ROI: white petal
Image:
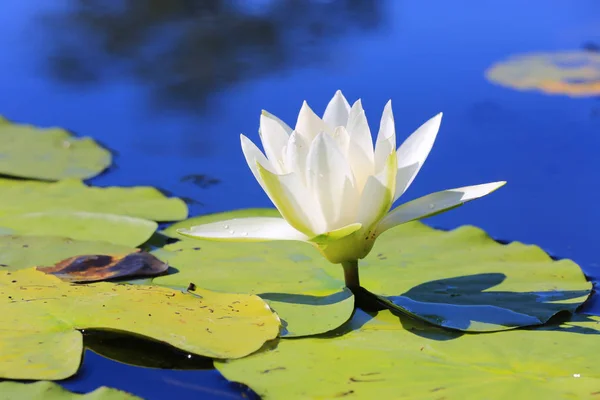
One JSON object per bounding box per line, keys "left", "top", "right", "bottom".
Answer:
{"left": 377, "top": 181, "right": 506, "bottom": 235}
{"left": 374, "top": 100, "right": 396, "bottom": 173}
{"left": 240, "top": 134, "right": 273, "bottom": 190}
{"left": 393, "top": 112, "right": 442, "bottom": 202}
{"left": 257, "top": 162, "right": 325, "bottom": 235}
{"left": 295, "top": 101, "right": 332, "bottom": 141}
{"left": 355, "top": 151, "right": 397, "bottom": 229}
{"left": 283, "top": 130, "right": 309, "bottom": 181}
{"left": 323, "top": 90, "right": 351, "bottom": 128}
{"left": 306, "top": 133, "right": 355, "bottom": 229}
{"left": 331, "top": 126, "right": 351, "bottom": 158}
{"left": 259, "top": 111, "right": 291, "bottom": 173}
{"left": 346, "top": 100, "right": 375, "bottom": 190}
{"left": 178, "top": 217, "right": 308, "bottom": 242}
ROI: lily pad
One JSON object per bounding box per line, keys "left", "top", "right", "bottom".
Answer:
{"left": 0, "top": 211, "right": 157, "bottom": 247}
{"left": 37, "top": 252, "right": 168, "bottom": 282}
{"left": 485, "top": 51, "right": 600, "bottom": 97}
{"left": 0, "top": 118, "right": 111, "bottom": 180}
{"left": 260, "top": 289, "right": 354, "bottom": 337}
{"left": 0, "top": 381, "right": 140, "bottom": 399}
{"left": 216, "top": 309, "right": 600, "bottom": 399}
{"left": 153, "top": 238, "right": 352, "bottom": 337}
{"left": 0, "top": 235, "right": 136, "bottom": 271}
{"left": 157, "top": 209, "right": 591, "bottom": 332}
{"left": 0, "top": 268, "right": 280, "bottom": 380}
{"left": 0, "top": 178, "right": 188, "bottom": 222}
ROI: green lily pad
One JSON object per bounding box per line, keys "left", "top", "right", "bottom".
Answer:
{"left": 153, "top": 238, "right": 352, "bottom": 337}
{"left": 157, "top": 209, "right": 591, "bottom": 332}
{"left": 217, "top": 309, "right": 600, "bottom": 399}
{"left": 0, "top": 117, "right": 111, "bottom": 181}
{"left": 0, "top": 211, "right": 157, "bottom": 247}
{"left": 0, "top": 268, "right": 280, "bottom": 380}
{"left": 0, "top": 235, "right": 136, "bottom": 271}
{"left": 0, "top": 178, "right": 188, "bottom": 222}
{"left": 0, "top": 381, "right": 140, "bottom": 399}
{"left": 260, "top": 289, "right": 354, "bottom": 337}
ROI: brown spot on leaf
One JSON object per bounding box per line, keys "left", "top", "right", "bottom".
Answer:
{"left": 37, "top": 251, "right": 169, "bottom": 282}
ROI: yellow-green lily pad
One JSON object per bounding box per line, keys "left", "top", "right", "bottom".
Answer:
{"left": 0, "top": 268, "right": 280, "bottom": 380}
{"left": 0, "top": 236, "right": 136, "bottom": 271}
{"left": 0, "top": 381, "right": 140, "bottom": 400}
{"left": 156, "top": 209, "right": 591, "bottom": 332}
{"left": 216, "top": 310, "right": 600, "bottom": 399}
{"left": 153, "top": 238, "right": 352, "bottom": 337}
{"left": 0, "top": 212, "right": 157, "bottom": 247}
{"left": 0, "top": 117, "right": 111, "bottom": 181}
{"left": 0, "top": 178, "right": 188, "bottom": 222}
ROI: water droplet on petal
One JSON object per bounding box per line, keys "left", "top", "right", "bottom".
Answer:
{"left": 429, "top": 204, "right": 435, "bottom": 210}
{"left": 223, "top": 224, "right": 229, "bottom": 229}
{"left": 242, "top": 232, "right": 248, "bottom": 236}
{"left": 229, "top": 230, "right": 235, "bottom": 234}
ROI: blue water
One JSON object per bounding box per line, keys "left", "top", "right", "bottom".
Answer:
{"left": 1, "top": 0, "right": 599, "bottom": 398}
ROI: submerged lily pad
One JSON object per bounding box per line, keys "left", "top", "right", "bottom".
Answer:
{"left": 486, "top": 51, "right": 600, "bottom": 97}
{"left": 37, "top": 252, "right": 168, "bottom": 282}
{"left": 0, "top": 381, "right": 140, "bottom": 399}
{"left": 0, "top": 118, "right": 111, "bottom": 180}
{"left": 0, "top": 235, "right": 136, "bottom": 271}
{"left": 0, "top": 268, "right": 280, "bottom": 380}
{"left": 0, "top": 211, "right": 157, "bottom": 247}
{"left": 0, "top": 178, "right": 188, "bottom": 222}
{"left": 217, "top": 309, "right": 600, "bottom": 399}
{"left": 157, "top": 209, "right": 591, "bottom": 332}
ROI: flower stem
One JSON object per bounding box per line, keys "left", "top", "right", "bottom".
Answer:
{"left": 342, "top": 260, "right": 360, "bottom": 290}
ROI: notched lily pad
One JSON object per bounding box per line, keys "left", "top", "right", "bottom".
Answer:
{"left": 0, "top": 178, "right": 188, "bottom": 222}
{"left": 0, "top": 211, "right": 158, "bottom": 247}
{"left": 0, "top": 235, "right": 136, "bottom": 271}
{"left": 152, "top": 238, "right": 349, "bottom": 337}
{"left": 0, "top": 117, "right": 111, "bottom": 180}
{"left": 261, "top": 289, "right": 355, "bottom": 337}
{"left": 0, "top": 268, "right": 280, "bottom": 380}
{"left": 37, "top": 251, "right": 168, "bottom": 282}
{"left": 216, "top": 309, "right": 600, "bottom": 399}
{"left": 0, "top": 381, "right": 141, "bottom": 399}
{"left": 360, "top": 224, "right": 591, "bottom": 331}
{"left": 158, "top": 209, "right": 591, "bottom": 333}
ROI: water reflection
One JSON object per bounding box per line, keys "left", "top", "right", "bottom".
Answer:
{"left": 40, "top": 0, "right": 385, "bottom": 112}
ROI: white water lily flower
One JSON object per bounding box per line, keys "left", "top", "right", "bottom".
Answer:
{"left": 179, "top": 91, "right": 505, "bottom": 275}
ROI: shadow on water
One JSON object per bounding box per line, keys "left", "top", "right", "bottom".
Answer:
{"left": 38, "top": 0, "right": 386, "bottom": 112}
{"left": 82, "top": 329, "right": 214, "bottom": 370}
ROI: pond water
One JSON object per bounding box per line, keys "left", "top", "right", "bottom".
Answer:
{"left": 0, "top": 0, "right": 599, "bottom": 398}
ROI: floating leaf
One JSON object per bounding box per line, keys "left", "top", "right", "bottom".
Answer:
{"left": 0, "top": 236, "right": 136, "bottom": 272}
{"left": 260, "top": 289, "right": 354, "bottom": 337}
{"left": 486, "top": 51, "right": 600, "bottom": 97}
{"left": 0, "top": 381, "right": 140, "bottom": 399}
{"left": 0, "top": 211, "right": 157, "bottom": 247}
{"left": 37, "top": 251, "right": 168, "bottom": 282}
{"left": 0, "top": 118, "right": 111, "bottom": 180}
{"left": 0, "top": 178, "right": 188, "bottom": 222}
{"left": 0, "top": 268, "right": 280, "bottom": 380}
{"left": 153, "top": 238, "right": 351, "bottom": 337}
{"left": 217, "top": 310, "right": 600, "bottom": 399}
{"left": 157, "top": 209, "right": 591, "bottom": 332}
